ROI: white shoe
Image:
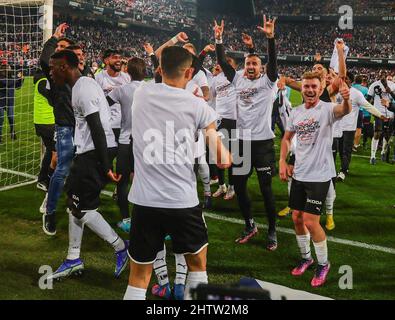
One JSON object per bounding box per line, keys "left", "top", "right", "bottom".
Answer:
{"left": 39, "top": 193, "right": 48, "bottom": 214}
{"left": 337, "top": 172, "right": 346, "bottom": 182}
{"left": 224, "top": 186, "right": 235, "bottom": 201}
{"left": 213, "top": 185, "right": 227, "bottom": 198}
{"left": 210, "top": 178, "right": 219, "bottom": 186}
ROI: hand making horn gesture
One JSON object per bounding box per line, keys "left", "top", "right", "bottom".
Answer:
{"left": 257, "top": 15, "right": 276, "bottom": 39}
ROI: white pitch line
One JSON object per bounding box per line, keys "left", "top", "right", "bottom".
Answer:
{"left": 101, "top": 190, "right": 395, "bottom": 255}
{"left": 203, "top": 212, "right": 395, "bottom": 255}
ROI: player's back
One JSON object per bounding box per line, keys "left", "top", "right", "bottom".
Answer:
{"left": 130, "top": 82, "right": 217, "bottom": 209}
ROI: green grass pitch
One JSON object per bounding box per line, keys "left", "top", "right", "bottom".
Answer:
{"left": 0, "top": 78, "right": 394, "bottom": 300}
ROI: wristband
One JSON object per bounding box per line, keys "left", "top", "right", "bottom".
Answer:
{"left": 171, "top": 36, "right": 178, "bottom": 45}
{"left": 215, "top": 38, "right": 223, "bottom": 45}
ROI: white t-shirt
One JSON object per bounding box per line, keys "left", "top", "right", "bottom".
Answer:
{"left": 186, "top": 70, "right": 208, "bottom": 96}
{"left": 129, "top": 82, "right": 218, "bottom": 209}
{"left": 108, "top": 81, "right": 142, "bottom": 145}
{"left": 339, "top": 87, "right": 371, "bottom": 132}
{"left": 277, "top": 89, "right": 292, "bottom": 130}
{"left": 368, "top": 80, "right": 395, "bottom": 119}
{"left": 72, "top": 77, "right": 116, "bottom": 155}
{"left": 287, "top": 100, "right": 339, "bottom": 182}
{"left": 211, "top": 72, "right": 237, "bottom": 120}
{"left": 95, "top": 70, "right": 131, "bottom": 129}
{"left": 232, "top": 72, "right": 277, "bottom": 140}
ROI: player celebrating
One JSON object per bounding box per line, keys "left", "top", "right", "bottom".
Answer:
{"left": 215, "top": 16, "right": 279, "bottom": 250}
{"left": 280, "top": 72, "right": 352, "bottom": 287}
{"left": 367, "top": 70, "right": 395, "bottom": 165}
{"left": 123, "top": 46, "right": 231, "bottom": 300}
{"left": 106, "top": 57, "right": 146, "bottom": 233}
{"left": 47, "top": 50, "right": 128, "bottom": 280}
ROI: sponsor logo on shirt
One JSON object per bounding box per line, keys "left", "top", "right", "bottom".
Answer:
{"left": 239, "top": 88, "right": 258, "bottom": 104}
{"left": 295, "top": 118, "right": 321, "bottom": 143}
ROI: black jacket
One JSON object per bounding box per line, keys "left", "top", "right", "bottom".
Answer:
{"left": 40, "top": 37, "right": 94, "bottom": 127}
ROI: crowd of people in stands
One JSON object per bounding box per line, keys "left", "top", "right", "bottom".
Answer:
{"left": 199, "top": 16, "right": 395, "bottom": 58}
{"left": 254, "top": 0, "right": 395, "bottom": 16}
{"left": 77, "top": 0, "right": 195, "bottom": 24}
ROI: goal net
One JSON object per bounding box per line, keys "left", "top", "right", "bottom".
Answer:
{"left": 0, "top": 0, "right": 52, "bottom": 191}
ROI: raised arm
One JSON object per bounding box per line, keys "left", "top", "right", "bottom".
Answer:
{"left": 257, "top": 15, "right": 278, "bottom": 82}
{"left": 198, "top": 44, "right": 215, "bottom": 66}
{"left": 333, "top": 81, "right": 352, "bottom": 118}
{"left": 214, "top": 20, "right": 236, "bottom": 83}
{"left": 40, "top": 23, "right": 68, "bottom": 78}
{"left": 155, "top": 32, "right": 189, "bottom": 59}
{"left": 242, "top": 33, "right": 255, "bottom": 54}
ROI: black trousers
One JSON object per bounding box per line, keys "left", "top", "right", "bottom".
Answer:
{"left": 339, "top": 131, "right": 356, "bottom": 174}
{"left": 116, "top": 143, "right": 134, "bottom": 219}
{"left": 233, "top": 139, "right": 276, "bottom": 234}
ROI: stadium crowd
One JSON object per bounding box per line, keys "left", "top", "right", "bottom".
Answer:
{"left": 254, "top": 0, "right": 395, "bottom": 16}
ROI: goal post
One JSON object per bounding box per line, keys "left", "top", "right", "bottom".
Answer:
{"left": 0, "top": 0, "right": 53, "bottom": 191}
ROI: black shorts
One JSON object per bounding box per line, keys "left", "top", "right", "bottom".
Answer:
{"left": 357, "top": 110, "right": 363, "bottom": 129}
{"left": 35, "top": 124, "right": 55, "bottom": 152}
{"left": 129, "top": 205, "right": 208, "bottom": 264}
{"left": 289, "top": 179, "right": 331, "bottom": 216}
{"left": 65, "top": 148, "right": 116, "bottom": 211}
{"left": 233, "top": 139, "right": 276, "bottom": 177}
{"left": 375, "top": 118, "right": 394, "bottom": 134}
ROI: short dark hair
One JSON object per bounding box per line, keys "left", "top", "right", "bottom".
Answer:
{"left": 246, "top": 53, "right": 261, "bottom": 60}
{"left": 50, "top": 50, "right": 79, "bottom": 68}
{"left": 355, "top": 75, "right": 364, "bottom": 84}
{"left": 347, "top": 71, "right": 355, "bottom": 83}
{"left": 67, "top": 45, "right": 83, "bottom": 51}
{"left": 161, "top": 46, "right": 193, "bottom": 79}
{"left": 127, "top": 57, "right": 146, "bottom": 81}
{"left": 57, "top": 37, "right": 75, "bottom": 46}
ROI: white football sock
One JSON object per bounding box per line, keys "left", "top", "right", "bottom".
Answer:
{"left": 313, "top": 239, "right": 329, "bottom": 266}
{"left": 296, "top": 234, "right": 312, "bottom": 260}
{"left": 123, "top": 286, "right": 146, "bottom": 300}
{"left": 175, "top": 254, "right": 188, "bottom": 285}
{"left": 198, "top": 162, "right": 211, "bottom": 194}
{"left": 67, "top": 212, "right": 84, "bottom": 261}
{"left": 153, "top": 246, "right": 169, "bottom": 287}
{"left": 185, "top": 271, "right": 208, "bottom": 300}
{"left": 287, "top": 178, "right": 292, "bottom": 196}
{"left": 382, "top": 138, "right": 388, "bottom": 155}
{"left": 325, "top": 181, "right": 336, "bottom": 215}
{"left": 371, "top": 138, "right": 379, "bottom": 159}
{"left": 80, "top": 210, "right": 125, "bottom": 252}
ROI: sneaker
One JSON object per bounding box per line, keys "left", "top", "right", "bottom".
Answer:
{"left": 48, "top": 259, "right": 84, "bottom": 281}
{"left": 337, "top": 172, "right": 346, "bottom": 182}
{"left": 114, "top": 240, "right": 129, "bottom": 278}
{"left": 291, "top": 258, "right": 315, "bottom": 276}
{"left": 326, "top": 215, "right": 335, "bottom": 231}
{"left": 278, "top": 206, "right": 291, "bottom": 217}
{"left": 151, "top": 283, "right": 172, "bottom": 300}
{"left": 235, "top": 226, "right": 258, "bottom": 244}
{"left": 42, "top": 213, "right": 56, "bottom": 236}
{"left": 224, "top": 186, "right": 235, "bottom": 201}
{"left": 165, "top": 235, "right": 172, "bottom": 241}
{"left": 311, "top": 263, "right": 331, "bottom": 287}
{"left": 37, "top": 181, "right": 48, "bottom": 192}
{"left": 39, "top": 193, "right": 48, "bottom": 214}
{"left": 266, "top": 232, "right": 278, "bottom": 251}
{"left": 210, "top": 177, "right": 219, "bottom": 186}
{"left": 203, "top": 194, "right": 212, "bottom": 210}
{"left": 174, "top": 283, "right": 185, "bottom": 300}
{"left": 213, "top": 185, "right": 227, "bottom": 198}
{"left": 370, "top": 158, "right": 377, "bottom": 165}
{"left": 117, "top": 219, "right": 131, "bottom": 233}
